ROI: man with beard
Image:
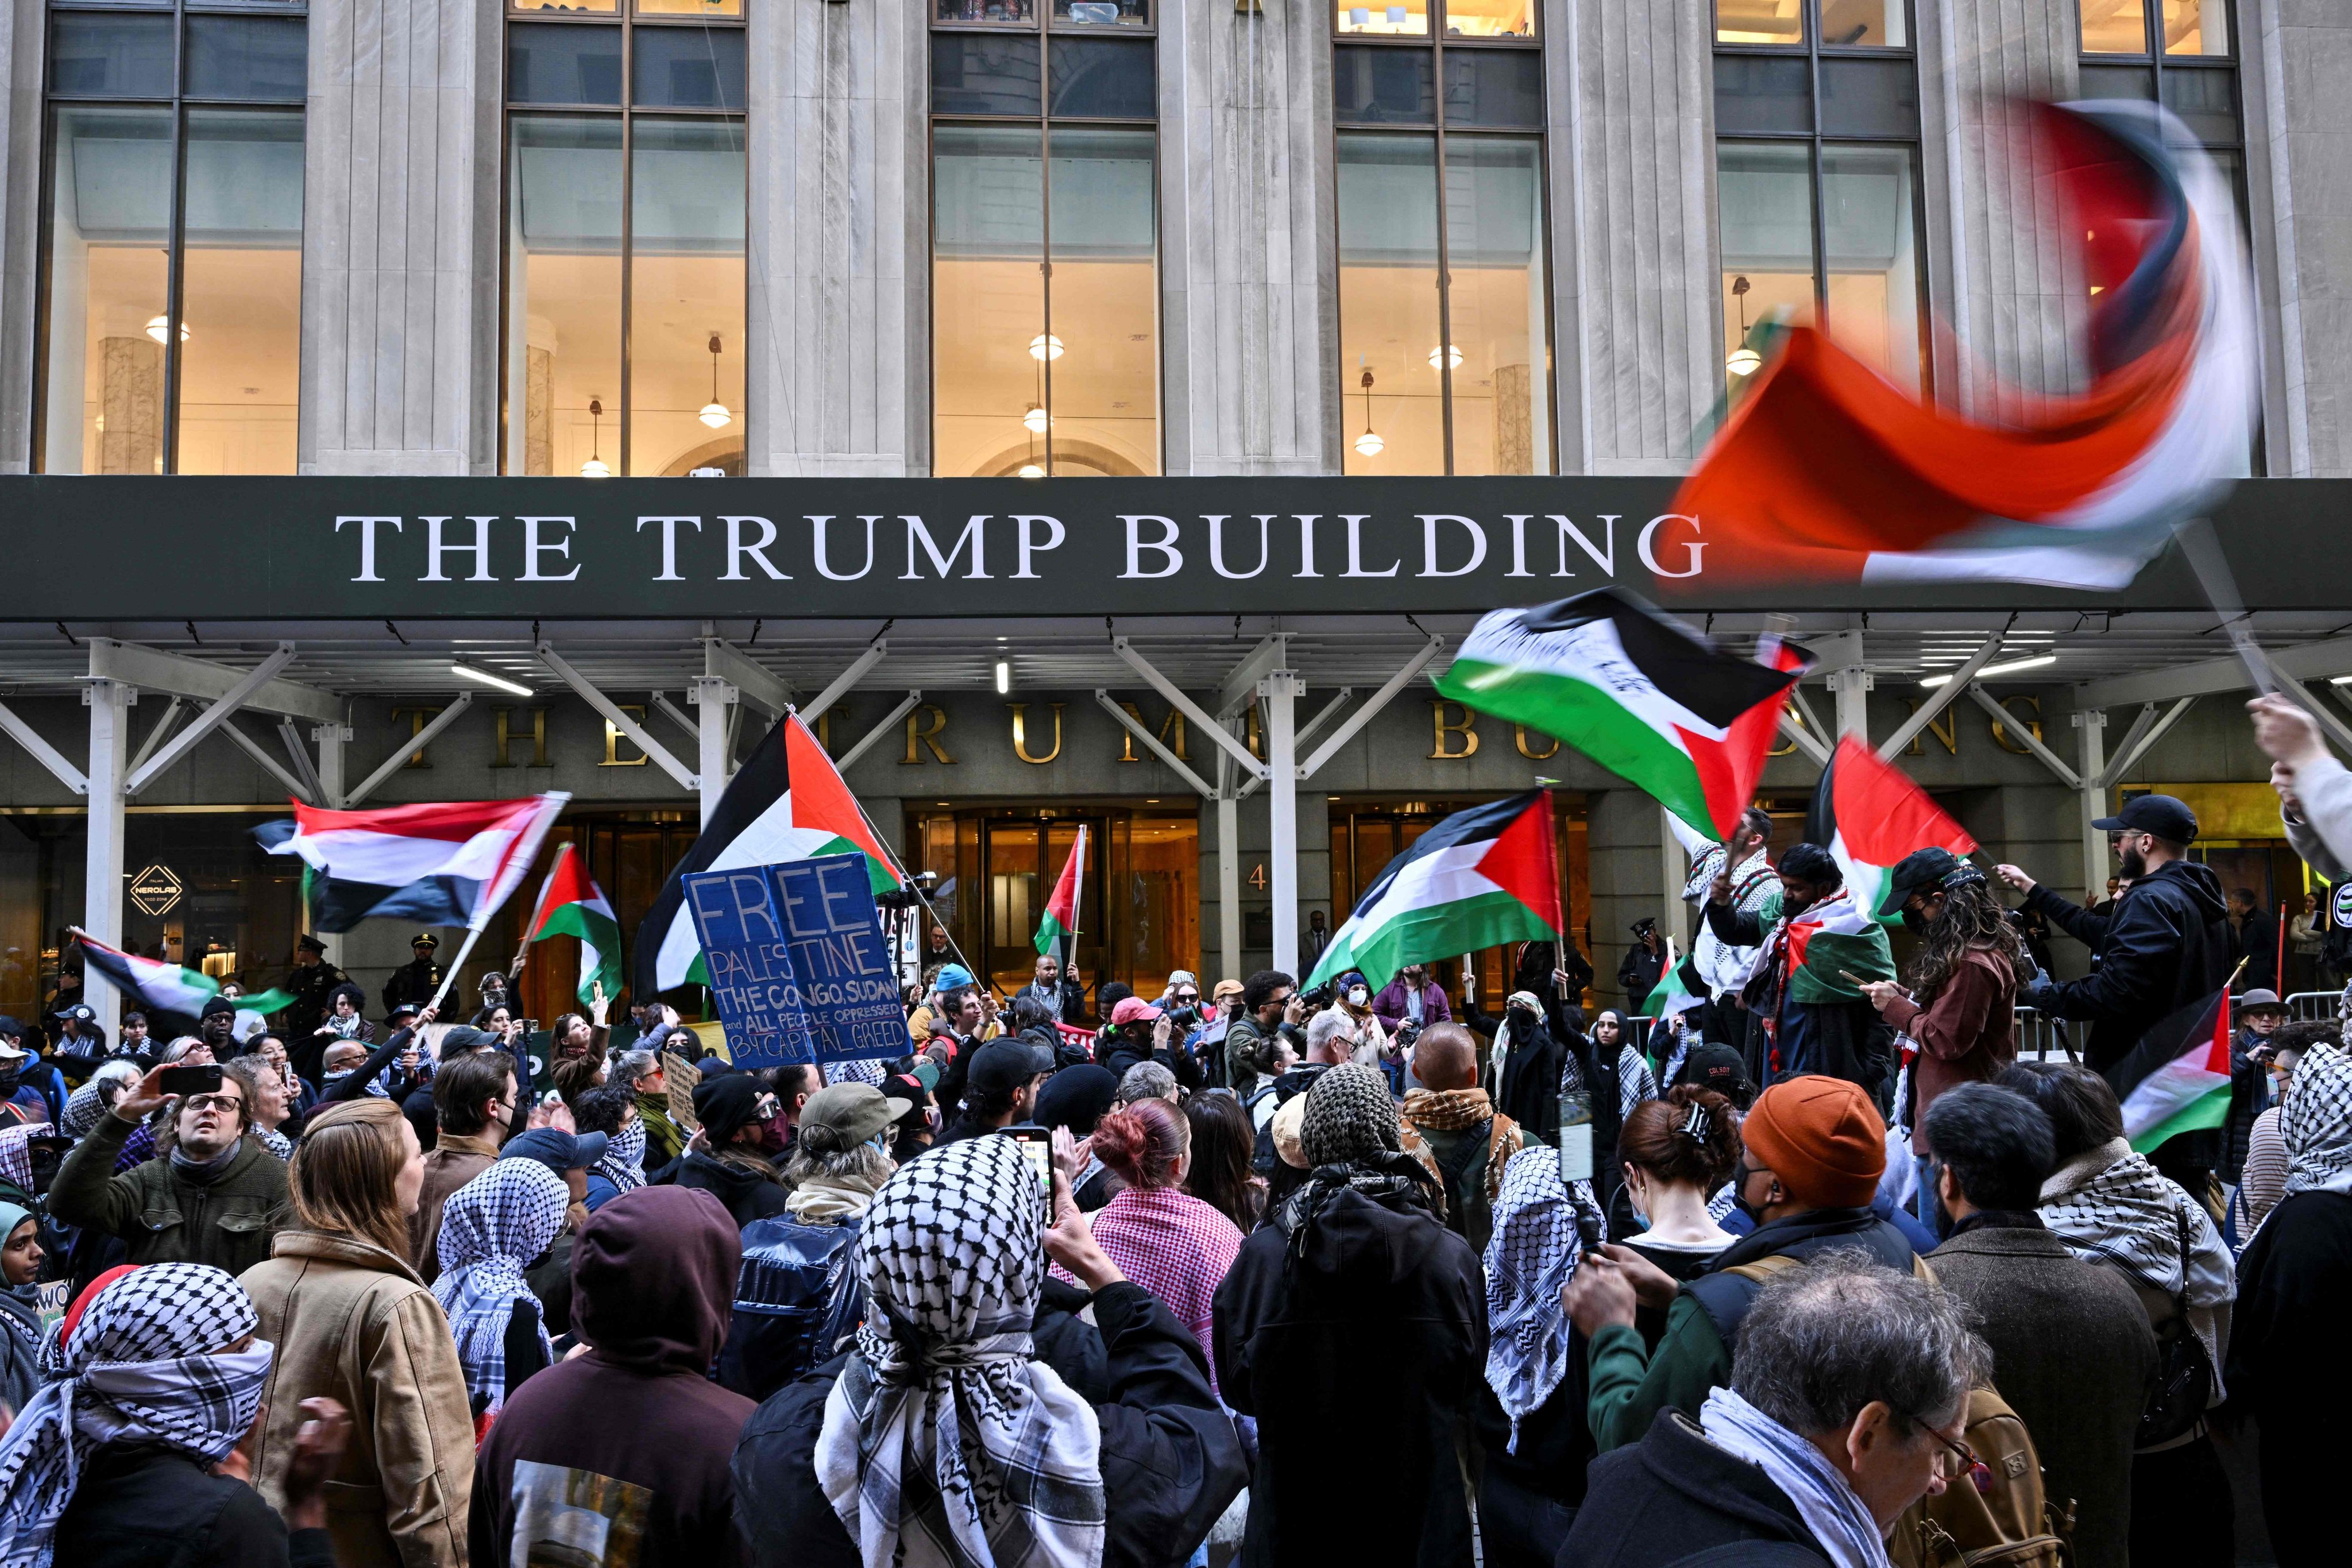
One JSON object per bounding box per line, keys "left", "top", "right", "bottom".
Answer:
{"left": 2019, "top": 793, "right": 2233, "bottom": 1195}
{"left": 1704, "top": 841, "right": 1897, "bottom": 1102}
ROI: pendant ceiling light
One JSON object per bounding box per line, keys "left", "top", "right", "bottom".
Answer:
{"left": 145, "top": 315, "right": 189, "bottom": 344}
{"left": 1726, "top": 275, "right": 1762, "bottom": 377}
{"left": 580, "top": 397, "right": 611, "bottom": 478}
{"left": 1353, "top": 368, "right": 1385, "bottom": 458}
{"left": 1029, "top": 333, "right": 1065, "bottom": 362}
{"left": 699, "top": 334, "right": 732, "bottom": 428}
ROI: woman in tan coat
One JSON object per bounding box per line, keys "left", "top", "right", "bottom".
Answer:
{"left": 240, "top": 1096, "right": 474, "bottom": 1568}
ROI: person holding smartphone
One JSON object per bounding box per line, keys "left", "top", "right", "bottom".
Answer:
{"left": 48, "top": 1060, "right": 292, "bottom": 1276}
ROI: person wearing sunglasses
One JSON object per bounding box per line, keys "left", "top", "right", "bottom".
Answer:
{"left": 671, "top": 1072, "right": 792, "bottom": 1230}
{"left": 1562, "top": 1250, "right": 1990, "bottom": 1568}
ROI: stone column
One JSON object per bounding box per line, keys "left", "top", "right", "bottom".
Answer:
{"left": 1546, "top": 0, "right": 1721, "bottom": 474}
{"left": 744, "top": 0, "right": 926, "bottom": 477}
{"left": 1161, "top": 0, "right": 1339, "bottom": 475}
{"left": 0, "top": 0, "right": 43, "bottom": 472}
{"left": 299, "top": 0, "right": 501, "bottom": 475}
{"left": 2248, "top": 0, "right": 2352, "bottom": 476}
{"left": 1920, "top": 0, "right": 2082, "bottom": 418}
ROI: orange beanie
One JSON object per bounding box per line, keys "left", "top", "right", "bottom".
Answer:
{"left": 1739, "top": 1075, "right": 1886, "bottom": 1210}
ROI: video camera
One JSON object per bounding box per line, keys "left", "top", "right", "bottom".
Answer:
{"left": 875, "top": 871, "right": 940, "bottom": 911}
{"left": 1297, "top": 980, "right": 1336, "bottom": 1010}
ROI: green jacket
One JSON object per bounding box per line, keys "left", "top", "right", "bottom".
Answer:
{"left": 51, "top": 1111, "right": 291, "bottom": 1277}
{"left": 1584, "top": 1297, "right": 1733, "bottom": 1454}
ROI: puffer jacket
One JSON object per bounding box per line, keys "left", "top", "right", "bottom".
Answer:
{"left": 239, "top": 1231, "right": 475, "bottom": 1568}
{"left": 49, "top": 1114, "right": 289, "bottom": 1277}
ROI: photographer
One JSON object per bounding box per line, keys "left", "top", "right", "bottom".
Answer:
{"left": 1371, "top": 962, "right": 1451, "bottom": 1038}
{"left": 1225, "top": 971, "right": 1309, "bottom": 1102}
{"left": 1099, "top": 998, "right": 1203, "bottom": 1093}
{"left": 1617, "top": 918, "right": 1669, "bottom": 1007}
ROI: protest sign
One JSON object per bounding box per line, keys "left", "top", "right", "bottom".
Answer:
{"left": 683, "top": 852, "right": 910, "bottom": 1065}
{"left": 664, "top": 1051, "right": 702, "bottom": 1133}
{"left": 771, "top": 852, "right": 910, "bottom": 1063}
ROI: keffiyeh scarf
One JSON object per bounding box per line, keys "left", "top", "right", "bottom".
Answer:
{"left": 595, "top": 1117, "right": 647, "bottom": 1195}
{"left": 1701, "top": 1388, "right": 1891, "bottom": 1568}
{"left": 1483, "top": 1147, "right": 1596, "bottom": 1452}
{"left": 1278, "top": 1064, "right": 1440, "bottom": 1261}
{"left": 59, "top": 1084, "right": 108, "bottom": 1142}
{"left": 816, "top": 1135, "right": 1105, "bottom": 1568}
{"left": 2041, "top": 1137, "right": 2235, "bottom": 1385}
{"left": 0, "top": 1128, "right": 48, "bottom": 1196}
{"left": 2280, "top": 1041, "right": 2352, "bottom": 1197}
{"left": 431, "top": 1161, "right": 569, "bottom": 1420}
{"left": 0, "top": 1262, "right": 270, "bottom": 1568}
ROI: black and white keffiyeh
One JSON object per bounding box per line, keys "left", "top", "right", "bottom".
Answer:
{"left": 816, "top": 1133, "right": 1104, "bottom": 1568}
{"left": 1482, "top": 1146, "right": 1597, "bottom": 1453}
{"left": 0, "top": 1129, "right": 47, "bottom": 1197}
{"left": 59, "top": 1084, "right": 108, "bottom": 1143}
{"left": 2041, "top": 1137, "right": 2234, "bottom": 1387}
{"left": 595, "top": 1117, "right": 647, "bottom": 1195}
{"left": 0, "top": 1263, "right": 268, "bottom": 1568}
{"left": 2280, "top": 1041, "right": 2352, "bottom": 1197}
{"left": 432, "top": 1160, "right": 569, "bottom": 1419}
{"left": 1300, "top": 1063, "right": 1401, "bottom": 1167}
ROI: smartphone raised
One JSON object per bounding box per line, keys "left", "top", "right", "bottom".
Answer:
{"left": 1558, "top": 1089, "right": 1594, "bottom": 1185}
{"left": 1002, "top": 1124, "right": 1055, "bottom": 1196}
{"left": 159, "top": 1064, "right": 224, "bottom": 1098}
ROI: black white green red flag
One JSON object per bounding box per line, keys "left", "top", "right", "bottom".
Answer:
{"left": 1306, "top": 790, "right": 1559, "bottom": 991}
{"left": 1805, "top": 737, "right": 1978, "bottom": 925}
{"left": 1643, "top": 941, "right": 1708, "bottom": 1020}
{"left": 1433, "top": 590, "right": 1809, "bottom": 840}
{"left": 1035, "top": 825, "right": 1087, "bottom": 959}
{"left": 638, "top": 712, "right": 900, "bottom": 998}
{"left": 521, "top": 843, "right": 624, "bottom": 1007}
{"left": 2106, "top": 986, "right": 2233, "bottom": 1154}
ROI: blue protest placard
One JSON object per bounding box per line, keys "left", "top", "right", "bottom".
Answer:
{"left": 682, "top": 865, "right": 818, "bottom": 1067}
{"left": 771, "top": 852, "right": 910, "bottom": 1062}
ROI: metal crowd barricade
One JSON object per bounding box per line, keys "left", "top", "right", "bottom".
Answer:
{"left": 2011, "top": 1007, "right": 2079, "bottom": 1063}
{"left": 2284, "top": 991, "right": 2344, "bottom": 1022}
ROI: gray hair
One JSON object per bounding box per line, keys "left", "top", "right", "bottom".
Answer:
{"left": 1732, "top": 1250, "right": 1988, "bottom": 1437}
{"left": 1116, "top": 1061, "right": 1177, "bottom": 1105}
{"left": 92, "top": 1059, "right": 143, "bottom": 1090}
{"left": 1305, "top": 1008, "right": 1353, "bottom": 1061}
{"left": 611, "top": 1048, "right": 660, "bottom": 1090}
{"left": 161, "top": 1036, "right": 204, "bottom": 1064}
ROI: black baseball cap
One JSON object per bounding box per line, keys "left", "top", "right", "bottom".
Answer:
{"left": 2091, "top": 793, "right": 2198, "bottom": 844}
{"left": 1679, "top": 1041, "right": 1754, "bottom": 1107}
{"left": 1876, "top": 846, "right": 1975, "bottom": 921}
{"left": 967, "top": 1038, "right": 1054, "bottom": 1099}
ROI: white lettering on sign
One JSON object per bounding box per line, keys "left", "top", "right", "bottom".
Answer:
{"left": 335, "top": 516, "right": 403, "bottom": 582}
{"left": 902, "top": 515, "right": 991, "bottom": 580}
{"left": 1638, "top": 513, "right": 1706, "bottom": 578}
{"left": 516, "top": 516, "right": 581, "bottom": 581}
{"left": 720, "top": 515, "right": 791, "bottom": 581}
{"left": 809, "top": 515, "right": 879, "bottom": 581}
{"left": 1503, "top": 514, "right": 1534, "bottom": 578}
{"left": 637, "top": 516, "right": 702, "bottom": 581}
{"left": 1340, "top": 515, "right": 1399, "bottom": 578}
{"left": 1555, "top": 515, "right": 1616, "bottom": 577}
{"left": 1120, "top": 515, "right": 1183, "bottom": 578}
{"left": 1207, "top": 515, "right": 1271, "bottom": 580}
{"left": 420, "top": 516, "right": 499, "bottom": 582}
{"left": 1419, "top": 515, "right": 1486, "bottom": 578}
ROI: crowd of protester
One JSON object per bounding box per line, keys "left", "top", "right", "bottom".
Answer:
{"left": 0, "top": 690, "right": 2342, "bottom": 1565}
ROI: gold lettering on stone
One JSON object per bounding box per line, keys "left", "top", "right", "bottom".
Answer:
{"left": 903, "top": 705, "right": 954, "bottom": 766}
{"left": 1117, "top": 702, "right": 1189, "bottom": 763}
{"left": 492, "top": 706, "right": 550, "bottom": 768}
{"left": 1514, "top": 724, "right": 1560, "bottom": 760}
{"left": 1431, "top": 701, "right": 1480, "bottom": 760}
{"left": 1009, "top": 703, "right": 1065, "bottom": 766}
{"left": 1990, "top": 696, "right": 2044, "bottom": 756}
{"left": 602, "top": 705, "right": 648, "bottom": 767}
{"left": 388, "top": 706, "right": 445, "bottom": 768}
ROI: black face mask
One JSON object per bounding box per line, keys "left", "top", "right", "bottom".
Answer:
{"left": 1728, "top": 1159, "right": 1765, "bottom": 1225}
{"left": 1901, "top": 906, "right": 1930, "bottom": 934}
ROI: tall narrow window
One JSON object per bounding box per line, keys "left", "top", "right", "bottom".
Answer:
{"left": 1713, "top": 0, "right": 1925, "bottom": 395}
{"left": 930, "top": 0, "right": 1160, "bottom": 478}
{"left": 1334, "top": 0, "right": 1549, "bottom": 476}
{"left": 503, "top": 0, "right": 746, "bottom": 476}
{"left": 39, "top": 1, "right": 307, "bottom": 474}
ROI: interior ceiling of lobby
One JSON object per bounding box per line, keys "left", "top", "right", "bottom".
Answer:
{"left": 0, "top": 611, "right": 2347, "bottom": 704}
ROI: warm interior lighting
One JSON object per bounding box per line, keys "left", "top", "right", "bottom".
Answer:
{"left": 1727, "top": 347, "right": 1762, "bottom": 376}
{"left": 453, "top": 663, "right": 535, "bottom": 697}
{"left": 1029, "top": 334, "right": 1065, "bottom": 362}
{"left": 145, "top": 314, "right": 189, "bottom": 344}
{"left": 1024, "top": 404, "right": 1049, "bottom": 433}
{"left": 1018, "top": 462, "right": 1045, "bottom": 478}
{"left": 1354, "top": 366, "right": 1384, "bottom": 458}
{"left": 698, "top": 333, "right": 732, "bottom": 428}
{"left": 1920, "top": 654, "right": 2057, "bottom": 689}
{"left": 1427, "top": 343, "right": 1462, "bottom": 369}
{"left": 581, "top": 397, "right": 611, "bottom": 478}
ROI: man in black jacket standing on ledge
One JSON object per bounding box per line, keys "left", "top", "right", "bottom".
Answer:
{"left": 2018, "top": 793, "right": 2233, "bottom": 1195}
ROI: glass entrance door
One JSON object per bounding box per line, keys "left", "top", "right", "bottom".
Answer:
{"left": 980, "top": 816, "right": 1103, "bottom": 997}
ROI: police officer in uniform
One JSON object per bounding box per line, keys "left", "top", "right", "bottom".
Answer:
{"left": 382, "top": 933, "right": 445, "bottom": 1015}
{"left": 285, "top": 933, "right": 351, "bottom": 1037}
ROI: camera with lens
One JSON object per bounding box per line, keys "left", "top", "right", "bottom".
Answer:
{"left": 1166, "top": 1004, "right": 1202, "bottom": 1028}
{"left": 1297, "top": 980, "right": 1335, "bottom": 1010}
{"left": 1395, "top": 1021, "right": 1421, "bottom": 1049}
{"left": 875, "top": 871, "right": 940, "bottom": 910}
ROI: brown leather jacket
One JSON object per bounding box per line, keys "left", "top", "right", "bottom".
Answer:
{"left": 240, "top": 1231, "right": 474, "bottom": 1568}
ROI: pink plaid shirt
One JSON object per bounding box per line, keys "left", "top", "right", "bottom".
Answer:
{"left": 1056, "top": 1185, "right": 1244, "bottom": 1392}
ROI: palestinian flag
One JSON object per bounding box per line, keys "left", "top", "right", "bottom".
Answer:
{"left": 1754, "top": 887, "right": 1897, "bottom": 1005}
{"left": 1434, "top": 590, "right": 1808, "bottom": 840}
{"left": 639, "top": 711, "right": 901, "bottom": 998}
{"left": 255, "top": 794, "right": 570, "bottom": 934}
{"left": 1643, "top": 941, "right": 1708, "bottom": 1020}
{"left": 1805, "top": 737, "right": 1978, "bottom": 925}
{"left": 522, "top": 844, "right": 624, "bottom": 1007}
{"left": 2107, "top": 987, "right": 2233, "bottom": 1154}
{"left": 1308, "top": 790, "right": 1560, "bottom": 990}
{"left": 1035, "top": 825, "right": 1087, "bottom": 958}
{"left": 72, "top": 928, "right": 295, "bottom": 1037}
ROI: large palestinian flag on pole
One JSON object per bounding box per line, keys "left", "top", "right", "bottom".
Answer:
{"left": 522, "top": 844, "right": 624, "bottom": 1006}
{"left": 1434, "top": 590, "right": 1809, "bottom": 840}
{"left": 1805, "top": 737, "right": 1978, "bottom": 925}
{"left": 255, "top": 794, "right": 570, "bottom": 934}
{"left": 72, "top": 929, "right": 294, "bottom": 1036}
{"left": 1035, "top": 825, "right": 1087, "bottom": 959}
{"left": 638, "top": 711, "right": 901, "bottom": 998}
{"left": 1643, "top": 941, "right": 1708, "bottom": 1020}
{"left": 1307, "top": 790, "right": 1559, "bottom": 991}
{"left": 2107, "top": 986, "right": 2233, "bottom": 1154}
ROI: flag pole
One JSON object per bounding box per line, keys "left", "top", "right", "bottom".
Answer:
{"left": 423, "top": 925, "right": 488, "bottom": 1015}
{"left": 508, "top": 843, "right": 567, "bottom": 981}
{"left": 1066, "top": 824, "right": 1087, "bottom": 981}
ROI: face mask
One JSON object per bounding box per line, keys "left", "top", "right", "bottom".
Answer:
{"left": 1901, "top": 906, "right": 1929, "bottom": 934}
{"left": 608, "top": 1118, "right": 647, "bottom": 1172}
{"left": 1728, "top": 1161, "right": 1765, "bottom": 1226}
{"left": 1347, "top": 987, "right": 1369, "bottom": 1007}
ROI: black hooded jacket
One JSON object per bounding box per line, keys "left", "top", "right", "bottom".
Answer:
{"left": 1214, "top": 1181, "right": 1488, "bottom": 1568}
{"left": 731, "top": 1277, "right": 1245, "bottom": 1568}
{"left": 1557, "top": 1410, "right": 1828, "bottom": 1568}
{"left": 470, "top": 1185, "right": 756, "bottom": 1567}
{"left": 2034, "top": 858, "right": 2232, "bottom": 1072}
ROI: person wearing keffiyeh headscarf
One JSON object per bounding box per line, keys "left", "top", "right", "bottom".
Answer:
{"left": 1214, "top": 1063, "right": 1487, "bottom": 1568}
{"left": 0, "top": 1263, "right": 272, "bottom": 1568}
{"left": 432, "top": 1160, "right": 569, "bottom": 1426}
{"left": 730, "top": 1133, "right": 1246, "bottom": 1568}
{"left": 2227, "top": 1038, "right": 2352, "bottom": 1562}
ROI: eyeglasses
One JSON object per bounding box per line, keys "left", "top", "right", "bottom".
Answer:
{"left": 1905, "top": 1412, "right": 1991, "bottom": 1493}
{"left": 181, "top": 1093, "right": 242, "bottom": 1115}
